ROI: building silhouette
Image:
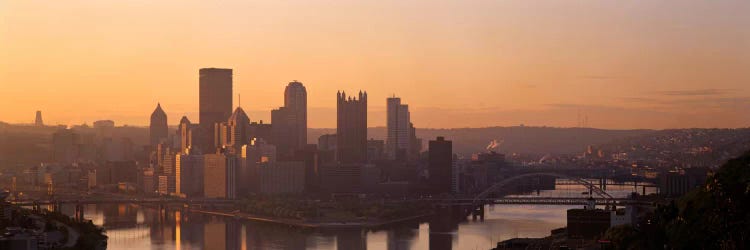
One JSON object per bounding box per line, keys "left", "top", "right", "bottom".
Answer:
{"left": 199, "top": 68, "right": 233, "bottom": 153}
{"left": 336, "top": 91, "right": 367, "bottom": 164}
{"left": 228, "top": 107, "right": 251, "bottom": 150}
{"left": 271, "top": 81, "right": 307, "bottom": 159}
{"left": 203, "top": 153, "right": 237, "bottom": 199}
{"left": 284, "top": 81, "right": 307, "bottom": 150}
{"left": 429, "top": 136, "right": 453, "bottom": 193}
{"left": 150, "top": 103, "right": 168, "bottom": 146}
{"left": 386, "top": 96, "right": 411, "bottom": 161}
{"left": 177, "top": 116, "right": 194, "bottom": 154}
{"left": 34, "top": 110, "right": 43, "bottom": 126}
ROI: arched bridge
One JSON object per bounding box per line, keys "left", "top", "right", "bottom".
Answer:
{"left": 472, "top": 172, "right": 614, "bottom": 206}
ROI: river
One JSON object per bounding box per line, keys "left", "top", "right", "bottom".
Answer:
{"left": 55, "top": 180, "right": 655, "bottom": 250}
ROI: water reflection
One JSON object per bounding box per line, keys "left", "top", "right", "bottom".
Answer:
{"left": 56, "top": 180, "right": 650, "bottom": 250}
{"left": 55, "top": 203, "right": 574, "bottom": 250}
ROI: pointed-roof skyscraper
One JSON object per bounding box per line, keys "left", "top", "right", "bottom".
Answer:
{"left": 150, "top": 103, "right": 168, "bottom": 146}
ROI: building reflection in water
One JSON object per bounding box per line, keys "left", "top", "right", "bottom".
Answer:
{"left": 59, "top": 202, "right": 579, "bottom": 250}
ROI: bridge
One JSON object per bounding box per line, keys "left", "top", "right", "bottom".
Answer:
{"left": 446, "top": 172, "right": 639, "bottom": 220}
{"left": 10, "top": 197, "right": 238, "bottom": 206}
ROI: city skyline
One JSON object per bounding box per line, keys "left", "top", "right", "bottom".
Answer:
{"left": 2, "top": 1, "right": 750, "bottom": 129}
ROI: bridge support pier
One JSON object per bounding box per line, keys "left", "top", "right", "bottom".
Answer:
{"left": 471, "top": 204, "right": 485, "bottom": 221}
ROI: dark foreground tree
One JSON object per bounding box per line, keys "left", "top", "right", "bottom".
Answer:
{"left": 606, "top": 151, "right": 750, "bottom": 249}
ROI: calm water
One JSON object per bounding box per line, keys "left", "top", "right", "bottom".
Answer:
{"left": 56, "top": 180, "right": 654, "bottom": 250}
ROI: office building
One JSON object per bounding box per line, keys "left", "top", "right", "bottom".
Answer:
{"left": 271, "top": 106, "right": 293, "bottom": 158}
{"left": 320, "top": 164, "right": 364, "bottom": 193}
{"left": 270, "top": 81, "right": 307, "bottom": 159}
{"left": 367, "top": 139, "right": 384, "bottom": 162}
{"left": 216, "top": 107, "right": 251, "bottom": 154}
{"left": 141, "top": 167, "right": 155, "bottom": 194}
{"left": 157, "top": 175, "right": 169, "bottom": 195}
{"left": 177, "top": 116, "right": 195, "bottom": 154}
{"left": 150, "top": 103, "right": 168, "bottom": 146}
{"left": 567, "top": 199, "right": 634, "bottom": 239}
{"left": 239, "top": 139, "right": 277, "bottom": 195}
{"left": 284, "top": 81, "right": 307, "bottom": 150}
{"left": 176, "top": 154, "right": 204, "bottom": 197}
{"left": 52, "top": 129, "right": 79, "bottom": 163}
{"left": 429, "top": 136, "right": 453, "bottom": 193}
{"left": 318, "top": 134, "right": 337, "bottom": 152}
{"left": 203, "top": 153, "right": 237, "bottom": 199}
{"left": 293, "top": 145, "right": 321, "bottom": 192}
{"left": 386, "top": 96, "right": 411, "bottom": 161}
{"left": 249, "top": 121, "right": 272, "bottom": 143}
{"left": 199, "top": 68, "right": 233, "bottom": 153}
{"left": 337, "top": 91, "right": 367, "bottom": 164}
{"left": 258, "top": 161, "right": 305, "bottom": 194}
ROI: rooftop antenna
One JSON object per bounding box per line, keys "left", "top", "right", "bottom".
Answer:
{"left": 238, "top": 94, "right": 241, "bottom": 108}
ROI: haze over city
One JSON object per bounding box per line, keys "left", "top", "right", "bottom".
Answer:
{"left": 2, "top": 1, "right": 749, "bottom": 129}
{"left": 3, "top": 1, "right": 750, "bottom": 250}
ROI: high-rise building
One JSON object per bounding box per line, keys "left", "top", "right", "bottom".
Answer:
{"left": 337, "top": 91, "right": 367, "bottom": 164}
{"left": 176, "top": 154, "right": 204, "bottom": 197}
{"left": 150, "top": 103, "right": 168, "bottom": 146}
{"left": 238, "top": 139, "right": 277, "bottom": 195}
{"left": 199, "top": 68, "right": 233, "bottom": 153}
{"left": 227, "top": 107, "right": 251, "bottom": 151}
{"left": 258, "top": 161, "right": 305, "bottom": 194}
{"left": 249, "top": 121, "right": 272, "bottom": 143}
{"left": 216, "top": 107, "right": 251, "bottom": 154}
{"left": 272, "top": 81, "right": 308, "bottom": 159}
{"left": 93, "top": 120, "right": 115, "bottom": 139}
{"left": 367, "top": 139, "right": 384, "bottom": 162}
{"left": 177, "top": 116, "right": 194, "bottom": 154}
{"left": 386, "top": 97, "right": 411, "bottom": 161}
{"left": 203, "top": 153, "right": 237, "bottom": 199}
{"left": 271, "top": 106, "right": 292, "bottom": 157}
{"left": 409, "top": 123, "right": 421, "bottom": 161}
{"left": 52, "top": 129, "right": 80, "bottom": 163}
{"left": 429, "top": 136, "right": 453, "bottom": 193}
{"left": 34, "top": 110, "right": 43, "bottom": 126}
{"left": 318, "top": 134, "right": 337, "bottom": 152}
{"left": 284, "top": 81, "right": 307, "bottom": 149}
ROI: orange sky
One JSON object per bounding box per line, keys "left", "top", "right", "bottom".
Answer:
{"left": 1, "top": 1, "right": 749, "bottom": 129}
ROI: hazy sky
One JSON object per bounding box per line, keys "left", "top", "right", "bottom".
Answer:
{"left": 1, "top": 0, "right": 749, "bottom": 129}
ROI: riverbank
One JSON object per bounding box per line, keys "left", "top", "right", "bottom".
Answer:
{"left": 191, "top": 208, "right": 433, "bottom": 229}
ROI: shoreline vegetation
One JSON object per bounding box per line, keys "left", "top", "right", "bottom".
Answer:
{"left": 1, "top": 207, "right": 107, "bottom": 250}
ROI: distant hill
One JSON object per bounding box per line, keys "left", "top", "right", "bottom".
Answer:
{"left": 309, "top": 126, "right": 653, "bottom": 157}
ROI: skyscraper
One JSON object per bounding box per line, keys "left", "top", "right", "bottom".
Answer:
{"left": 386, "top": 96, "right": 411, "bottom": 161}
{"left": 150, "top": 103, "right": 168, "bottom": 146}
{"left": 203, "top": 153, "right": 237, "bottom": 199}
{"left": 199, "top": 68, "right": 233, "bottom": 153}
{"left": 337, "top": 91, "right": 367, "bottom": 164}
{"left": 272, "top": 81, "right": 307, "bottom": 159}
{"left": 284, "top": 81, "right": 307, "bottom": 148}
{"left": 223, "top": 107, "right": 251, "bottom": 153}
{"left": 429, "top": 136, "right": 453, "bottom": 193}
{"left": 177, "top": 116, "right": 194, "bottom": 154}
{"left": 34, "top": 110, "right": 43, "bottom": 126}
